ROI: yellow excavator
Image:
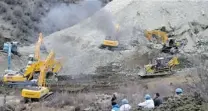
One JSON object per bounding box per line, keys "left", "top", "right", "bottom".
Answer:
{"left": 139, "top": 56, "right": 179, "bottom": 77}
{"left": 99, "top": 24, "right": 126, "bottom": 51}
{"left": 144, "top": 30, "right": 169, "bottom": 45}
{"left": 21, "top": 51, "right": 62, "bottom": 102}
{"left": 3, "top": 33, "right": 47, "bottom": 87}
{"left": 144, "top": 30, "right": 182, "bottom": 54}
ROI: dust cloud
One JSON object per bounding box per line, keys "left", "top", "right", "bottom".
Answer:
{"left": 40, "top": 0, "right": 102, "bottom": 35}
{"left": 94, "top": 10, "right": 117, "bottom": 39}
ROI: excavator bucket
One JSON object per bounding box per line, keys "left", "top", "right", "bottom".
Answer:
{"left": 35, "top": 33, "right": 43, "bottom": 61}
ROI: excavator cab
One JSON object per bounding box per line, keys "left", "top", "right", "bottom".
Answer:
{"left": 155, "top": 57, "right": 164, "bottom": 69}
{"left": 3, "top": 42, "right": 19, "bottom": 55}
{"left": 27, "top": 54, "right": 38, "bottom": 65}
{"left": 99, "top": 38, "right": 119, "bottom": 50}
{"left": 28, "top": 54, "right": 35, "bottom": 62}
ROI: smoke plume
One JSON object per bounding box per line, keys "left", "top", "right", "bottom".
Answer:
{"left": 94, "top": 10, "right": 117, "bottom": 38}
{"left": 40, "top": 0, "right": 102, "bottom": 35}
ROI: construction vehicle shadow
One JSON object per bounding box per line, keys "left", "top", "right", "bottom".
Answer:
{"left": 138, "top": 73, "right": 174, "bottom": 79}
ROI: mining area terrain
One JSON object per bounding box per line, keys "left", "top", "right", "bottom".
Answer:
{"left": 1, "top": 0, "right": 208, "bottom": 111}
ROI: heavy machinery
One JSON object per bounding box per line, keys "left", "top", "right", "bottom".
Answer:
{"left": 144, "top": 30, "right": 184, "bottom": 54}
{"left": 21, "top": 51, "right": 62, "bottom": 102}
{"left": 3, "top": 41, "right": 19, "bottom": 56}
{"left": 99, "top": 24, "right": 126, "bottom": 51}
{"left": 3, "top": 41, "right": 22, "bottom": 85}
{"left": 3, "top": 42, "right": 15, "bottom": 70}
{"left": 139, "top": 56, "right": 179, "bottom": 77}
{"left": 144, "top": 30, "right": 168, "bottom": 45}
{"left": 3, "top": 33, "right": 46, "bottom": 87}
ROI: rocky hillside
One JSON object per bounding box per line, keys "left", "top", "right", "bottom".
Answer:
{"left": 44, "top": 0, "right": 208, "bottom": 75}
{"left": 0, "top": 0, "right": 107, "bottom": 47}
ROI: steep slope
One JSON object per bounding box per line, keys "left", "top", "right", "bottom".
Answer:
{"left": 0, "top": 0, "right": 107, "bottom": 46}
{"left": 44, "top": 0, "right": 208, "bottom": 75}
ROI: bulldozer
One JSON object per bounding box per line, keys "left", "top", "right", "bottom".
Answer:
{"left": 21, "top": 51, "right": 62, "bottom": 103}
{"left": 99, "top": 24, "right": 126, "bottom": 51}
{"left": 3, "top": 33, "right": 53, "bottom": 87}
{"left": 139, "top": 56, "right": 179, "bottom": 77}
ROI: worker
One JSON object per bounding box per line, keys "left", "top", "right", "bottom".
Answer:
{"left": 120, "top": 99, "right": 131, "bottom": 111}
{"left": 175, "top": 88, "right": 183, "bottom": 97}
{"left": 111, "top": 102, "right": 120, "bottom": 111}
{"left": 153, "top": 93, "right": 162, "bottom": 107}
{"left": 138, "top": 94, "right": 155, "bottom": 109}
{"left": 111, "top": 93, "right": 118, "bottom": 105}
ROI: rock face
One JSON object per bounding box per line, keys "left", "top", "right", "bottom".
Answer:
{"left": 44, "top": 0, "right": 208, "bottom": 75}
{"left": 0, "top": 0, "right": 105, "bottom": 45}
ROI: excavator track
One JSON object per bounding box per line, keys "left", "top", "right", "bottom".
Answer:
{"left": 139, "top": 71, "right": 173, "bottom": 78}
{"left": 23, "top": 92, "right": 54, "bottom": 103}
{"left": 22, "top": 83, "right": 119, "bottom": 103}
{"left": 140, "top": 67, "right": 174, "bottom": 77}
{"left": 40, "top": 92, "right": 54, "bottom": 101}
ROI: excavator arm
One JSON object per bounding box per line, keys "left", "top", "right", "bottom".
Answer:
{"left": 22, "top": 33, "right": 43, "bottom": 79}
{"left": 52, "top": 60, "right": 62, "bottom": 74}
{"left": 35, "top": 33, "right": 43, "bottom": 61}
{"left": 145, "top": 30, "right": 168, "bottom": 44}
{"left": 38, "top": 51, "right": 55, "bottom": 87}
{"left": 23, "top": 63, "right": 37, "bottom": 80}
